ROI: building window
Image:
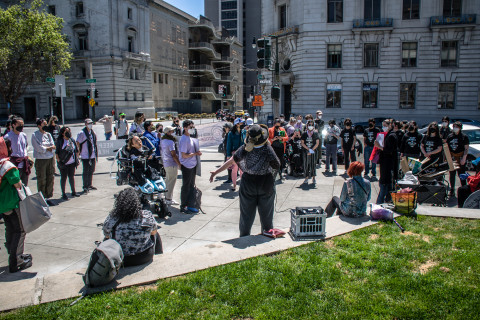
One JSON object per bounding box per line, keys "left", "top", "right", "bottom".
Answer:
{"left": 279, "top": 4, "right": 287, "bottom": 29}
{"left": 326, "top": 84, "right": 342, "bottom": 108}
{"left": 133, "top": 92, "right": 137, "bottom": 101}
{"left": 130, "top": 68, "right": 138, "bottom": 80}
{"left": 222, "top": 20, "right": 237, "bottom": 29}
{"left": 127, "top": 8, "right": 132, "bottom": 20}
{"left": 364, "top": 43, "right": 379, "bottom": 67}
{"left": 221, "top": 1, "right": 237, "bottom": 10}
{"left": 141, "top": 93, "right": 145, "bottom": 101}
{"left": 159, "top": 73, "right": 163, "bottom": 84}
{"left": 400, "top": 83, "right": 416, "bottom": 109}
{"left": 165, "top": 74, "right": 169, "bottom": 84}
{"left": 402, "top": 42, "right": 417, "bottom": 67}
{"left": 402, "top": 0, "right": 420, "bottom": 20}
{"left": 48, "top": 5, "right": 56, "bottom": 15}
{"left": 222, "top": 10, "right": 237, "bottom": 19}
{"left": 81, "top": 67, "right": 86, "bottom": 78}
{"left": 438, "top": 83, "right": 456, "bottom": 109}
{"left": 443, "top": 0, "right": 462, "bottom": 16}
{"left": 75, "top": 2, "right": 84, "bottom": 17}
{"left": 128, "top": 36, "right": 134, "bottom": 53}
{"left": 327, "top": 0, "right": 343, "bottom": 23}
{"left": 364, "top": 0, "right": 381, "bottom": 20}
{"left": 362, "top": 83, "right": 378, "bottom": 108}
{"left": 171, "top": 49, "right": 176, "bottom": 64}
{"left": 153, "top": 72, "right": 157, "bottom": 83}
{"left": 124, "top": 92, "right": 128, "bottom": 101}
{"left": 327, "top": 44, "right": 342, "bottom": 68}
{"left": 441, "top": 41, "right": 458, "bottom": 67}
{"left": 78, "top": 33, "right": 88, "bottom": 51}
{"left": 173, "top": 79, "right": 177, "bottom": 98}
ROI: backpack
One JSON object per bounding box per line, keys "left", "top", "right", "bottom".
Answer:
{"left": 83, "top": 221, "right": 124, "bottom": 288}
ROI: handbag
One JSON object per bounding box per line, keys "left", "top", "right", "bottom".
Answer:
{"left": 17, "top": 184, "right": 52, "bottom": 233}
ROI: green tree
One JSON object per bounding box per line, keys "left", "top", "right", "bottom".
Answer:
{"left": 0, "top": 0, "right": 72, "bottom": 112}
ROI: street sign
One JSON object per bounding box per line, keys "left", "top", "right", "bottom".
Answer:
{"left": 259, "top": 79, "right": 272, "bottom": 84}
{"left": 252, "top": 95, "right": 264, "bottom": 107}
{"left": 257, "top": 75, "right": 265, "bottom": 80}
{"left": 86, "top": 79, "right": 97, "bottom": 83}
{"left": 89, "top": 98, "right": 95, "bottom": 107}
{"left": 46, "top": 77, "right": 55, "bottom": 83}
{"left": 55, "top": 75, "right": 66, "bottom": 97}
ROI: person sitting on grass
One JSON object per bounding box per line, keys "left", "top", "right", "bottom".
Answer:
{"left": 103, "top": 187, "right": 162, "bottom": 267}
{"left": 325, "top": 161, "right": 371, "bottom": 217}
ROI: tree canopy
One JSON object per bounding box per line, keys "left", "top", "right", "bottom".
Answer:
{"left": 0, "top": 0, "right": 72, "bottom": 109}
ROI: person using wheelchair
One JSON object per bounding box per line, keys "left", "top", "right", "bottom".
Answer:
{"left": 122, "top": 135, "right": 163, "bottom": 193}
{"left": 286, "top": 129, "right": 304, "bottom": 176}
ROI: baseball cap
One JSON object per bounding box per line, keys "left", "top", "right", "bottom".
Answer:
{"left": 85, "top": 118, "right": 93, "bottom": 124}
{"left": 163, "top": 126, "right": 175, "bottom": 133}
{"left": 246, "top": 118, "right": 254, "bottom": 126}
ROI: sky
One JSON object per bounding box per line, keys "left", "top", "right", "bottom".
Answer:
{"left": 164, "top": 0, "right": 204, "bottom": 18}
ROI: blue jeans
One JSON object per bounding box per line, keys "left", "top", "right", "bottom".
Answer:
{"left": 325, "top": 144, "right": 337, "bottom": 171}
{"left": 105, "top": 132, "right": 112, "bottom": 140}
{"left": 376, "top": 183, "right": 392, "bottom": 204}
{"left": 364, "top": 146, "right": 376, "bottom": 176}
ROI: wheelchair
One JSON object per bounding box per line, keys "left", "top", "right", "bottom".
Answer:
{"left": 112, "top": 146, "right": 171, "bottom": 219}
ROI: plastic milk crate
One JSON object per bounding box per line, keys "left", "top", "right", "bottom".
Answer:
{"left": 290, "top": 207, "right": 326, "bottom": 237}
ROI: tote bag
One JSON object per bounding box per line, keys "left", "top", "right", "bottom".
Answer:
{"left": 17, "top": 185, "right": 52, "bottom": 233}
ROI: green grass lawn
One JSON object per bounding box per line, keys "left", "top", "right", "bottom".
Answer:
{"left": 2, "top": 216, "right": 480, "bottom": 319}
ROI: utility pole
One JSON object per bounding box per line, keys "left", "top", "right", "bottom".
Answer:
{"left": 272, "top": 36, "right": 280, "bottom": 119}
{"left": 89, "top": 62, "right": 96, "bottom": 122}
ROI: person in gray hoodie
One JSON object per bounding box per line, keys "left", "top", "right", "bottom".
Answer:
{"left": 31, "top": 118, "right": 56, "bottom": 206}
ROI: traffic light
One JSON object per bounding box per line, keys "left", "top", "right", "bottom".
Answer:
{"left": 94, "top": 89, "right": 99, "bottom": 98}
{"left": 86, "top": 89, "right": 91, "bottom": 99}
{"left": 256, "top": 37, "right": 271, "bottom": 69}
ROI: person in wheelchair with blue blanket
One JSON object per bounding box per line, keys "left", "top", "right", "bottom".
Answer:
{"left": 121, "top": 135, "right": 165, "bottom": 193}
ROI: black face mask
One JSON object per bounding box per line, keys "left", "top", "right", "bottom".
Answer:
{"left": 42, "top": 125, "right": 48, "bottom": 131}
{"left": 369, "top": 123, "right": 374, "bottom": 128}
{"left": 275, "top": 125, "right": 280, "bottom": 129}
{"left": 65, "top": 131, "right": 71, "bottom": 139}
{"left": 15, "top": 125, "right": 24, "bottom": 132}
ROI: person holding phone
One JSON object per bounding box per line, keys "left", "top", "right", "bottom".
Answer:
{"left": 268, "top": 119, "right": 288, "bottom": 181}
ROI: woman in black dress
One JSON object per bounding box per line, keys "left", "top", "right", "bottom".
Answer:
{"left": 301, "top": 120, "right": 320, "bottom": 185}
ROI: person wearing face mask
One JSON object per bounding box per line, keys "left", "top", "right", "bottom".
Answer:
{"left": 76, "top": 118, "right": 98, "bottom": 193}
{"left": 363, "top": 118, "right": 380, "bottom": 178}
{"left": 179, "top": 120, "right": 202, "bottom": 214}
{"left": 286, "top": 117, "right": 297, "bottom": 137}
{"left": 155, "top": 123, "right": 164, "bottom": 139}
{"left": 301, "top": 120, "right": 320, "bottom": 184}
{"left": 400, "top": 121, "right": 423, "bottom": 160}
{"left": 340, "top": 118, "right": 357, "bottom": 174}
{"left": 325, "top": 119, "right": 341, "bottom": 175}
{"left": 31, "top": 118, "right": 56, "bottom": 206}
{"left": 375, "top": 119, "right": 398, "bottom": 204}
{"left": 55, "top": 126, "right": 80, "bottom": 200}
{"left": 287, "top": 129, "right": 304, "bottom": 176}
{"left": 115, "top": 113, "right": 129, "bottom": 140}
{"left": 4, "top": 117, "right": 30, "bottom": 185}
{"left": 227, "top": 118, "right": 247, "bottom": 191}
{"left": 446, "top": 121, "right": 470, "bottom": 197}
{"left": 0, "top": 137, "right": 33, "bottom": 273}
{"left": 161, "top": 126, "right": 182, "bottom": 205}
{"left": 440, "top": 116, "right": 451, "bottom": 141}
{"left": 268, "top": 119, "right": 288, "bottom": 181}
{"left": 420, "top": 122, "right": 443, "bottom": 164}
{"left": 129, "top": 112, "right": 145, "bottom": 135}
{"left": 46, "top": 116, "right": 61, "bottom": 143}
{"left": 143, "top": 121, "right": 161, "bottom": 158}
{"left": 314, "top": 110, "right": 325, "bottom": 165}
{"left": 294, "top": 115, "right": 305, "bottom": 131}
{"left": 209, "top": 124, "right": 280, "bottom": 237}
{"left": 279, "top": 114, "right": 288, "bottom": 127}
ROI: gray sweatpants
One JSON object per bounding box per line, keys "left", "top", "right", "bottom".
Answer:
{"left": 239, "top": 173, "right": 275, "bottom": 237}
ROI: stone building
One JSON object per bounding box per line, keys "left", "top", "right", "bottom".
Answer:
{"left": 149, "top": 1, "right": 195, "bottom": 112}
{"left": 259, "top": 0, "right": 480, "bottom": 124}
{"left": 204, "top": 0, "right": 262, "bottom": 111}
{"left": 188, "top": 16, "right": 243, "bottom": 112}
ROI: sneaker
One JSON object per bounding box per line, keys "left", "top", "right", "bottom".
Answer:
{"left": 139, "top": 181, "right": 155, "bottom": 194}
{"left": 325, "top": 169, "right": 330, "bottom": 173}
{"left": 303, "top": 178, "right": 309, "bottom": 184}
{"left": 83, "top": 188, "right": 89, "bottom": 194}
{"left": 71, "top": 192, "right": 80, "bottom": 197}
{"left": 312, "top": 178, "right": 316, "bottom": 185}
{"left": 9, "top": 257, "right": 32, "bottom": 273}
{"left": 89, "top": 186, "right": 97, "bottom": 190}
{"left": 186, "top": 207, "right": 199, "bottom": 213}
{"left": 224, "top": 179, "right": 232, "bottom": 184}
{"left": 167, "top": 199, "right": 179, "bottom": 205}
{"left": 61, "top": 194, "right": 68, "bottom": 201}
{"left": 333, "top": 171, "right": 337, "bottom": 175}
{"left": 46, "top": 199, "right": 56, "bottom": 206}
{"left": 180, "top": 206, "right": 188, "bottom": 213}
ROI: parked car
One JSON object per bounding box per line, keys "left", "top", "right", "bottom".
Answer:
{"left": 353, "top": 117, "right": 387, "bottom": 134}
{"left": 234, "top": 110, "right": 245, "bottom": 117}
{"left": 462, "top": 124, "right": 480, "bottom": 171}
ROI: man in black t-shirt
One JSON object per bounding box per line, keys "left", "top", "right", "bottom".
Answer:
{"left": 375, "top": 119, "right": 398, "bottom": 204}
{"left": 340, "top": 118, "right": 356, "bottom": 173}
{"left": 446, "top": 121, "right": 470, "bottom": 196}
{"left": 363, "top": 118, "right": 380, "bottom": 177}
{"left": 400, "top": 122, "right": 423, "bottom": 159}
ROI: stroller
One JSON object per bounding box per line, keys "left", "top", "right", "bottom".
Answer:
{"left": 112, "top": 145, "right": 171, "bottom": 218}
{"left": 285, "top": 140, "right": 304, "bottom": 177}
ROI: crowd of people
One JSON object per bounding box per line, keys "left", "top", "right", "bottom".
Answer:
{"left": 1, "top": 110, "right": 478, "bottom": 273}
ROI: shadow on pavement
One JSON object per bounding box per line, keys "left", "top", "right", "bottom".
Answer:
{"left": 0, "top": 267, "right": 37, "bottom": 282}
{"left": 338, "top": 215, "right": 372, "bottom": 225}
{"left": 222, "top": 234, "right": 274, "bottom": 249}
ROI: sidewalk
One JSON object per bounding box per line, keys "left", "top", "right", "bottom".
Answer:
{"left": 1, "top": 130, "right": 477, "bottom": 311}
